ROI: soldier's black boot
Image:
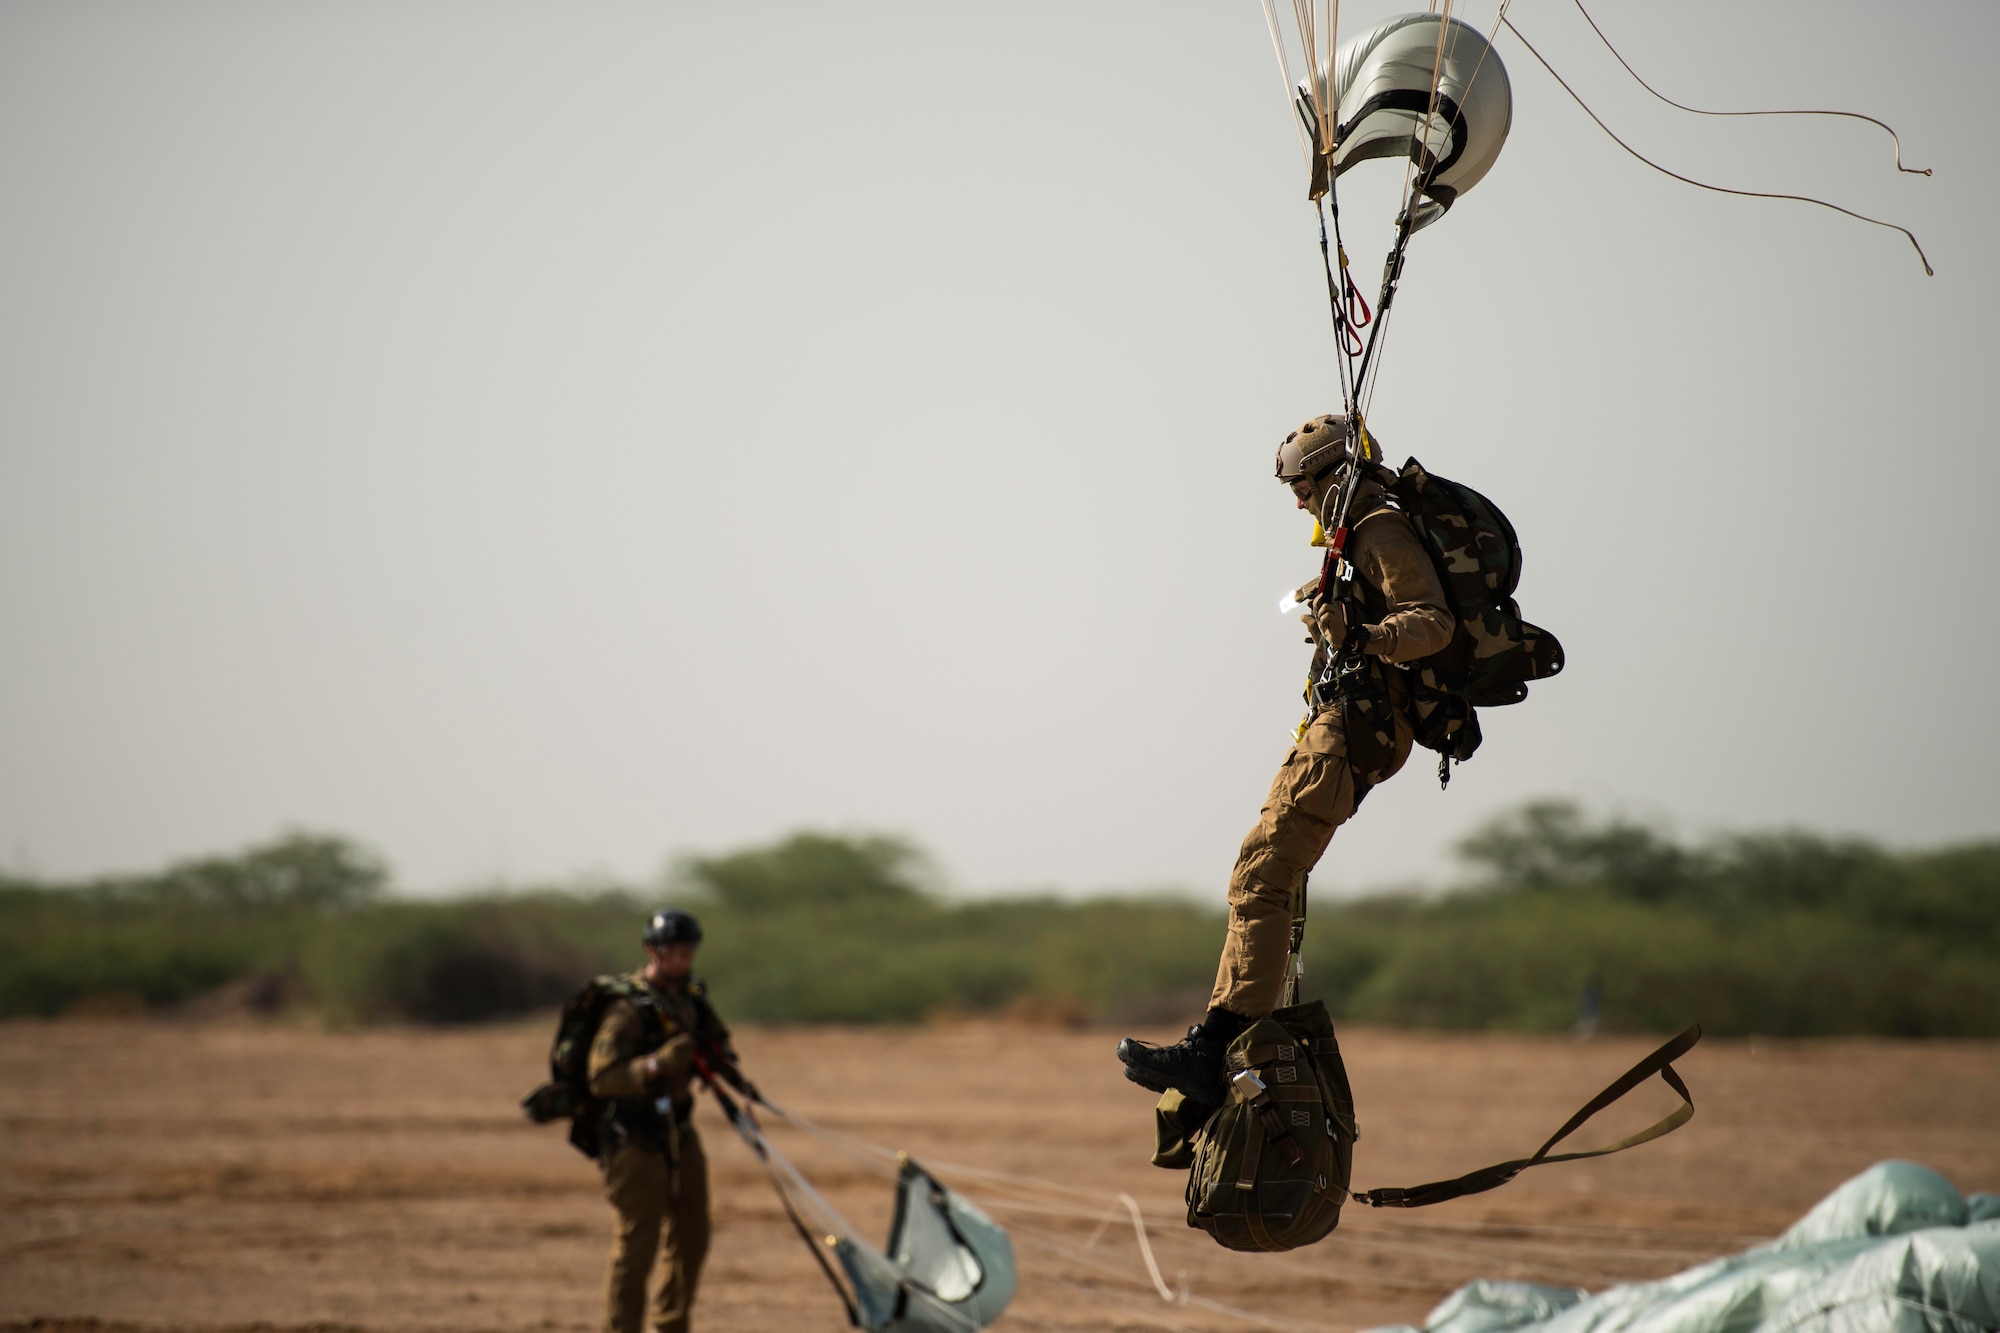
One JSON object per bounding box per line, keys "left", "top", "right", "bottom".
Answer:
{"left": 1116, "top": 1008, "right": 1249, "bottom": 1105}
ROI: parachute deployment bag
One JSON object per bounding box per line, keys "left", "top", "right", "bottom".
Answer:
{"left": 1387, "top": 456, "right": 1565, "bottom": 781}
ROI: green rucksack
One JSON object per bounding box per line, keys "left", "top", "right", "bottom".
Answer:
{"left": 521, "top": 974, "right": 668, "bottom": 1159}
{"left": 1384, "top": 457, "right": 1566, "bottom": 785}
{"left": 1152, "top": 888, "right": 1702, "bottom": 1253}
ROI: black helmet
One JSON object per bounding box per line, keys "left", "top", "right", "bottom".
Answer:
{"left": 642, "top": 909, "right": 703, "bottom": 947}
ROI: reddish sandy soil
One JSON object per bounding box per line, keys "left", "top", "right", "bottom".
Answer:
{"left": 2, "top": 1018, "right": 1995, "bottom": 1333}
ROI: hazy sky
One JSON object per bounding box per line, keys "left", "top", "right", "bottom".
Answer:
{"left": 3, "top": 0, "right": 1993, "bottom": 897}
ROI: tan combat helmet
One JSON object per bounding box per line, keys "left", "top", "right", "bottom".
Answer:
{"left": 1274, "top": 414, "right": 1354, "bottom": 483}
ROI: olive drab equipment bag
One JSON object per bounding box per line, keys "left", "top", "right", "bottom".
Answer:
{"left": 1386, "top": 457, "right": 1566, "bottom": 786}
{"left": 1155, "top": 1002, "right": 1359, "bottom": 1251}
{"left": 1153, "top": 881, "right": 1701, "bottom": 1254}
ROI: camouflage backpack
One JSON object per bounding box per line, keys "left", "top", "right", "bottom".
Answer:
{"left": 1385, "top": 457, "right": 1565, "bottom": 784}
{"left": 521, "top": 974, "right": 666, "bottom": 1159}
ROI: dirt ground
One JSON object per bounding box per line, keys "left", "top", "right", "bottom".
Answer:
{"left": 2, "top": 1018, "right": 1995, "bottom": 1333}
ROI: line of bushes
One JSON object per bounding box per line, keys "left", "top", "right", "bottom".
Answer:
{"left": 2, "top": 804, "right": 1994, "bottom": 1035}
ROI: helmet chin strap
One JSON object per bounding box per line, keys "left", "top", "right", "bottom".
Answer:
{"left": 1315, "top": 462, "right": 1351, "bottom": 530}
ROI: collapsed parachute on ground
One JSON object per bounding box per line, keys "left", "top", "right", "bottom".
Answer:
{"left": 1296, "top": 13, "right": 1513, "bottom": 230}
{"left": 714, "top": 1080, "right": 1017, "bottom": 1333}
{"left": 1363, "top": 1161, "right": 2000, "bottom": 1333}
{"left": 833, "top": 1158, "right": 1018, "bottom": 1333}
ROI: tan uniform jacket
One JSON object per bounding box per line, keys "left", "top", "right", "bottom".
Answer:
{"left": 1349, "top": 503, "right": 1453, "bottom": 664}
{"left": 586, "top": 973, "right": 707, "bottom": 1106}
{"left": 1301, "top": 485, "right": 1453, "bottom": 673}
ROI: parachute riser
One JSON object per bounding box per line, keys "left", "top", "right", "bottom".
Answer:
{"left": 1312, "top": 410, "right": 1381, "bottom": 593}
{"left": 1351, "top": 206, "right": 1416, "bottom": 398}
{"left": 1315, "top": 200, "right": 1365, "bottom": 410}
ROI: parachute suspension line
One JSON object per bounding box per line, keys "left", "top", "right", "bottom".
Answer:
{"left": 1258, "top": 0, "right": 1312, "bottom": 162}
{"left": 1356, "top": 0, "right": 1511, "bottom": 426}
{"left": 1325, "top": 0, "right": 1341, "bottom": 150}
{"left": 1257, "top": 0, "right": 1342, "bottom": 163}
{"left": 1354, "top": 0, "right": 1459, "bottom": 424}
{"left": 706, "top": 1089, "right": 864, "bottom": 1328}
{"left": 1276, "top": 0, "right": 1340, "bottom": 157}
{"left": 1363, "top": 0, "right": 1455, "bottom": 423}
{"left": 1500, "top": 17, "right": 1934, "bottom": 276}
{"left": 1429, "top": 0, "right": 1516, "bottom": 175}
{"left": 1394, "top": 0, "right": 1454, "bottom": 229}
{"left": 1298, "top": 0, "right": 1338, "bottom": 155}
{"left": 1267, "top": 0, "right": 1360, "bottom": 414}
{"left": 745, "top": 1101, "right": 1291, "bottom": 1333}
{"left": 1568, "top": 0, "right": 1930, "bottom": 176}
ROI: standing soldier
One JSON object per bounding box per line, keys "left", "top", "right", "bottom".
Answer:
{"left": 589, "top": 909, "right": 732, "bottom": 1333}
{"left": 1118, "top": 414, "right": 1454, "bottom": 1104}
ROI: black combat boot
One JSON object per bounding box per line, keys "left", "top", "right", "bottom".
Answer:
{"left": 1116, "top": 1008, "right": 1249, "bottom": 1105}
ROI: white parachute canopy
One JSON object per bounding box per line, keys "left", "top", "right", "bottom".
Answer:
{"left": 1298, "top": 13, "right": 1513, "bottom": 231}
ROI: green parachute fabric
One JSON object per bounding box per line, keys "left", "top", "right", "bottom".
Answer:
{"left": 1362, "top": 1161, "right": 2000, "bottom": 1333}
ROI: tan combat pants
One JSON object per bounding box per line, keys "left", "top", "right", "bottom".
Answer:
{"left": 1210, "top": 705, "right": 1409, "bottom": 1018}
{"left": 602, "top": 1129, "right": 710, "bottom": 1333}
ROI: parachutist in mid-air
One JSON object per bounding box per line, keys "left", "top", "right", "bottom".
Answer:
{"left": 1118, "top": 415, "right": 1453, "bottom": 1108}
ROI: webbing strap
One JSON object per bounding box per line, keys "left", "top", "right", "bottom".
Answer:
{"left": 1240, "top": 1118, "right": 1277, "bottom": 1250}
{"left": 1352, "top": 1025, "right": 1701, "bottom": 1210}
{"left": 1231, "top": 1041, "right": 1309, "bottom": 1068}
{"left": 1247, "top": 1199, "right": 1277, "bottom": 1250}
{"left": 1235, "top": 1110, "right": 1265, "bottom": 1193}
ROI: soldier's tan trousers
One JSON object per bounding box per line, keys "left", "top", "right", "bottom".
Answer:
{"left": 602, "top": 1130, "right": 710, "bottom": 1333}
{"left": 1210, "top": 707, "right": 1374, "bottom": 1018}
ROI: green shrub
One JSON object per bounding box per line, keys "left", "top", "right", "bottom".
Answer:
{"left": 3, "top": 810, "right": 1995, "bottom": 1034}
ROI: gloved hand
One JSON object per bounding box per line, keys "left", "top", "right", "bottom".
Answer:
{"left": 1302, "top": 599, "right": 1370, "bottom": 654}
{"left": 1312, "top": 599, "right": 1347, "bottom": 647}
{"left": 642, "top": 1034, "right": 694, "bottom": 1087}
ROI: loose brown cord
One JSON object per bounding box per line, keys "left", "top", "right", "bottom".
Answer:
{"left": 1571, "top": 0, "right": 1930, "bottom": 176}
{"left": 1501, "top": 17, "right": 1934, "bottom": 276}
